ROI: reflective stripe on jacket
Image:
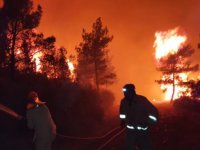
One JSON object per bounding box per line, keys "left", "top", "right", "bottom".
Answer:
{"left": 119, "top": 95, "right": 159, "bottom": 126}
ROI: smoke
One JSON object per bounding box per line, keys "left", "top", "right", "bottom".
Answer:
{"left": 0, "top": 0, "right": 3, "bottom": 8}
{"left": 50, "top": 85, "right": 115, "bottom": 136}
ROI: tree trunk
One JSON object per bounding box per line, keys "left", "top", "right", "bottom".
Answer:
{"left": 10, "top": 33, "right": 17, "bottom": 80}
{"left": 171, "top": 73, "right": 175, "bottom": 103}
{"left": 10, "top": 21, "right": 18, "bottom": 80}
{"left": 94, "top": 60, "right": 99, "bottom": 91}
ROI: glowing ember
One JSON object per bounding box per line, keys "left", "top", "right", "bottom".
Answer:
{"left": 16, "top": 49, "right": 22, "bottom": 55}
{"left": 67, "top": 59, "right": 75, "bottom": 80}
{"left": 154, "top": 27, "right": 189, "bottom": 101}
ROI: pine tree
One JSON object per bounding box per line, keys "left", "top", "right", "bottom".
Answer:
{"left": 20, "top": 30, "right": 36, "bottom": 73}
{"left": 40, "top": 36, "right": 56, "bottom": 78}
{"left": 0, "top": 0, "right": 42, "bottom": 79}
{"left": 156, "top": 45, "right": 199, "bottom": 102}
{"left": 55, "top": 47, "right": 70, "bottom": 79}
{"left": 76, "top": 17, "right": 116, "bottom": 90}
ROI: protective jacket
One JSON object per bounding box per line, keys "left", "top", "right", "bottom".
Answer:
{"left": 26, "top": 104, "right": 56, "bottom": 150}
{"left": 119, "top": 94, "right": 159, "bottom": 128}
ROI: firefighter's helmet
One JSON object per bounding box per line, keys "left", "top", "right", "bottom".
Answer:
{"left": 123, "top": 84, "right": 135, "bottom": 93}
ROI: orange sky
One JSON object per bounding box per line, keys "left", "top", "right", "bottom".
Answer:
{"left": 33, "top": 0, "right": 200, "bottom": 102}
{"left": 2, "top": 0, "right": 200, "bottom": 102}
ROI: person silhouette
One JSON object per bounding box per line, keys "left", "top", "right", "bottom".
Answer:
{"left": 119, "top": 84, "right": 159, "bottom": 150}
{"left": 26, "top": 91, "right": 56, "bottom": 150}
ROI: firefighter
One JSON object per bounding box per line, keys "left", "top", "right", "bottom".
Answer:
{"left": 26, "top": 91, "right": 56, "bottom": 150}
{"left": 119, "top": 84, "right": 159, "bottom": 150}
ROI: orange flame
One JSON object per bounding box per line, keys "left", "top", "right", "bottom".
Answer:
{"left": 67, "top": 59, "right": 75, "bottom": 81}
{"left": 16, "top": 47, "right": 76, "bottom": 80}
{"left": 154, "top": 27, "right": 190, "bottom": 100}
{"left": 16, "top": 49, "right": 22, "bottom": 55}
{"left": 154, "top": 27, "right": 187, "bottom": 60}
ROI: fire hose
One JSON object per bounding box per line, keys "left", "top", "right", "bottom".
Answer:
{"left": 0, "top": 104, "right": 125, "bottom": 140}
{"left": 57, "top": 126, "right": 121, "bottom": 140}
{"left": 0, "top": 103, "right": 23, "bottom": 120}
{"left": 0, "top": 103, "right": 126, "bottom": 149}
{"left": 96, "top": 127, "right": 126, "bottom": 150}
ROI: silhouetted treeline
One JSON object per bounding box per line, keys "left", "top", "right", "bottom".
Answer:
{"left": 0, "top": 0, "right": 71, "bottom": 80}
{"left": 185, "top": 80, "right": 200, "bottom": 99}
{"left": 0, "top": 0, "right": 116, "bottom": 91}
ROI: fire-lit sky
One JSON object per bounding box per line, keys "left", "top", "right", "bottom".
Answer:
{"left": 1, "top": 0, "right": 200, "bottom": 102}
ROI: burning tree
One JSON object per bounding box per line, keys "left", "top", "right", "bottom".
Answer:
{"left": 154, "top": 28, "right": 199, "bottom": 102}
{"left": 17, "top": 30, "right": 41, "bottom": 73}
{"left": 0, "top": 0, "right": 73, "bottom": 80}
{"left": 76, "top": 17, "right": 116, "bottom": 90}
{"left": 0, "top": 0, "right": 42, "bottom": 79}
{"left": 33, "top": 34, "right": 71, "bottom": 79}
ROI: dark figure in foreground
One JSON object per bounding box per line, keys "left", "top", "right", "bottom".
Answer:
{"left": 26, "top": 91, "right": 56, "bottom": 150}
{"left": 119, "top": 84, "right": 159, "bottom": 150}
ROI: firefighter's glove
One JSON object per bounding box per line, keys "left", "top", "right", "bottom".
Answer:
{"left": 16, "top": 115, "right": 23, "bottom": 120}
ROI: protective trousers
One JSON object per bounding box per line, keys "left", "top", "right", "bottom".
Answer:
{"left": 35, "top": 138, "right": 53, "bottom": 150}
{"left": 126, "top": 129, "right": 151, "bottom": 150}
{"left": 34, "top": 134, "right": 56, "bottom": 150}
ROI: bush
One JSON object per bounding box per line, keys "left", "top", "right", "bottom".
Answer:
{"left": 174, "top": 96, "right": 200, "bottom": 112}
